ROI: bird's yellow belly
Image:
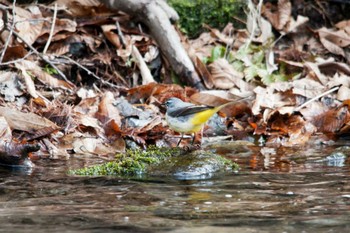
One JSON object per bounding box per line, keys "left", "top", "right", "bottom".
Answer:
{"left": 166, "top": 115, "right": 203, "bottom": 133}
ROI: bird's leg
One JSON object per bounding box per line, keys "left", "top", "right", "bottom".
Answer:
{"left": 177, "top": 133, "right": 184, "bottom": 147}
{"left": 191, "top": 133, "right": 195, "bottom": 145}
{"left": 200, "top": 127, "right": 204, "bottom": 146}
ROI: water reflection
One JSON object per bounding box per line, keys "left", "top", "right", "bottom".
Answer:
{"left": 0, "top": 144, "right": 349, "bottom": 232}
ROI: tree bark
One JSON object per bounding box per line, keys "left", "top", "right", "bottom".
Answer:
{"left": 99, "top": 0, "right": 205, "bottom": 90}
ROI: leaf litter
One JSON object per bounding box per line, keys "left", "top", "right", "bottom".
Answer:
{"left": 0, "top": 0, "right": 349, "bottom": 165}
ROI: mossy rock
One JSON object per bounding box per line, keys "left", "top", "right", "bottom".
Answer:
{"left": 148, "top": 150, "right": 239, "bottom": 180}
{"left": 168, "top": 0, "right": 246, "bottom": 38}
{"left": 69, "top": 145, "right": 238, "bottom": 179}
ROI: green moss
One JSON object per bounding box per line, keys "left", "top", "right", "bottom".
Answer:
{"left": 168, "top": 0, "right": 246, "bottom": 38}
{"left": 69, "top": 146, "right": 184, "bottom": 176}
{"left": 69, "top": 144, "right": 240, "bottom": 177}
{"left": 216, "top": 154, "right": 240, "bottom": 171}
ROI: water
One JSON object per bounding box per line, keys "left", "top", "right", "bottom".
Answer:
{"left": 0, "top": 143, "right": 350, "bottom": 233}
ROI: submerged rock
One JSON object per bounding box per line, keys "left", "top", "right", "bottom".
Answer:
{"left": 148, "top": 150, "right": 237, "bottom": 180}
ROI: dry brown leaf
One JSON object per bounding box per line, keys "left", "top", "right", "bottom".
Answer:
{"left": 55, "top": 0, "right": 111, "bottom": 17}
{"left": 191, "top": 91, "right": 238, "bottom": 106}
{"left": 2, "top": 45, "right": 27, "bottom": 62}
{"left": 0, "top": 116, "right": 12, "bottom": 140}
{"left": 16, "top": 60, "right": 75, "bottom": 90}
{"left": 40, "top": 18, "right": 77, "bottom": 37}
{"left": 137, "top": 116, "right": 162, "bottom": 132}
{"left": 208, "top": 58, "right": 250, "bottom": 91}
{"left": 95, "top": 91, "right": 122, "bottom": 136}
{"left": 143, "top": 45, "right": 159, "bottom": 63}
{"left": 204, "top": 24, "right": 234, "bottom": 45}
{"left": 15, "top": 62, "right": 43, "bottom": 100}
{"left": 194, "top": 56, "right": 214, "bottom": 89}
{"left": 252, "top": 86, "right": 291, "bottom": 115}
{"left": 96, "top": 91, "right": 121, "bottom": 125}
{"left": 263, "top": 0, "right": 291, "bottom": 31}
{"left": 247, "top": 1, "right": 273, "bottom": 44}
{"left": 72, "top": 136, "right": 100, "bottom": 155}
{"left": 298, "top": 101, "right": 328, "bottom": 121}
{"left": 337, "top": 85, "right": 350, "bottom": 101}
{"left": 117, "top": 35, "right": 148, "bottom": 63}
{"left": 0, "top": 106, "right": 59, "bottom": 133}
{"left": 327, "top": 73, "right": 350, "bottom": 89}
{"left": 319, "top": 61, "right": 350, "bottom": 77}
{"left": 320, "top": 37, "right": 345, "bottom": 57}
{"left": 269, "top": 81, "right": 293, "bottom": 92}
{"left": 312, "top": 105, "right": 349, "bottom": 133}
{"left": 318, "top": 27, "right": 350, "bottom": 48}
{"left": 284, "top": 15, "right": 309, "bottom": 34}
{"left": 335, "top": 19, "right": 350, "bottom": 35}
{"left": 189, "top": 32, "right": 216, "bottom": 59}
{"left": 101, "top": 24, "right": 120, "bottom": 48}
{"left": 78, "top": 114, "right": 103, "bottom": 131}
{"left": 127, "top": 83, "right": 196, "bottom": 104}
{"left": 292, "top": 78, "right": 325, "bottom": 98}
{"left": 283, "top": 122, "right": 316, "bottom": 146}
{"left": 14, "top": 6, "right": 43, "bottom": 46}
{"left": 304, "top": 62, "right": 328, "bottom": 85}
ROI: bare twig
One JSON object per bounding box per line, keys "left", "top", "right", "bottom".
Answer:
{"left": 43, "top": 3, "right": 58, "bottom": 54}
{"left": 116, "top": 21, "right": 126, "bottom": 48}
{"left": 0, "top": 1, "right": 71, "bottom": 85}
{"left": 0, "top": 51, "right": 33, "bottom": 65}
{"left": 59, "top": 55, "right": 128, "bottom": 90}
{"left": 11, "top": 30, "right": 73, "bottom": 85}
{"left": 294, "top": 86, "right": 340, "bottom": 112}
{"left": 0, "top": 3, "right": 11, "bottom": 10}
{"left": 0, "top": 0, "right": 16, "bottom": 64}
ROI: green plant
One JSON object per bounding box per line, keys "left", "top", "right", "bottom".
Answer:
{"left": 43, "top": 64, "right": 59, "bottom": 75}
{"left": 168, "top": 0, "right": 246, "bottom": 38}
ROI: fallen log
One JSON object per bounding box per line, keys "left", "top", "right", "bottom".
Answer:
{"left": 99, "top": 0, "right": 206, "bottom": 90}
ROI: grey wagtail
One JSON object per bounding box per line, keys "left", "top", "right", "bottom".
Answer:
{"left": 164, "top": 97, "right": 239, "bottom": 146}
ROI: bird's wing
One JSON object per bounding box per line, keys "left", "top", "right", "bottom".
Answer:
{"left": 168, "top": 105, "right": 214, "bottom": 118}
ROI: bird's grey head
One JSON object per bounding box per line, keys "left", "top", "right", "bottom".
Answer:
{"left": 164, "top": 97, "right": 184, "bottom": 110}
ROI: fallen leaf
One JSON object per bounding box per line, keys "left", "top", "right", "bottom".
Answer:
{"left": 95, "top": 91, "right": 122, "bottom": 136}
{"left": 0, "top": 116, "right": 12, "bottom": 140}
{"left": 16, "top": 60, "right": 75, "bottom": 90}
{"left": 263, "top": 0, "right": 291, "bottom": 30}
{"left": 0, "top": 71, "right": 24, "bottom": 102}
{"left": 292, "top": 78, "right": 325, "bottom": 98}
{"left": 194, "top": 56, "right": 214, "bottom": 89}
{"left": 0, "top": 106, "right": 59, "bottom": 133}
{"left": 209, "top": 58, "right": 253, "bottom": 93}
{"left": 284, "top": 15, "right": 309, "bottom": 34}
{"left": 55, "top": 0, "right": 112, "bottom": 17}
{"left": 318, "top": 27, "right": 350, "bottom": 48}
{"left": 14, "top": 6, "right": 43, "bottom": 46}
{"left": 337, "top": 85, "right": 350, "bottom": 101}
{"left": 312, "top": 105, "right": 349, "bottom": 133}
{"left": 40, "top": 18, "right": 77, "bottom": 37}
{"left": 2, "top": 45, "right": 27, "bottom": 62}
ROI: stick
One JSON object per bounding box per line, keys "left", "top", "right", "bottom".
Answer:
{"left": 294, "top": 86, "right": 340, "bottom": 112}
{"left": 0, "top": 51, "right": 33, "bottom": 65}
{"left": 0, "top": 0, "right": 16, "bottom": 64}
{"left": 11, "top": 30, "right": 73, "bottom": 85}
{"left": 43, "top": 3, "right": 57, "bottom": 54}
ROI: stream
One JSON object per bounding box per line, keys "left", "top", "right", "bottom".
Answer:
{"left": 0, "top": 141, "right": 350, "bottom": 233}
